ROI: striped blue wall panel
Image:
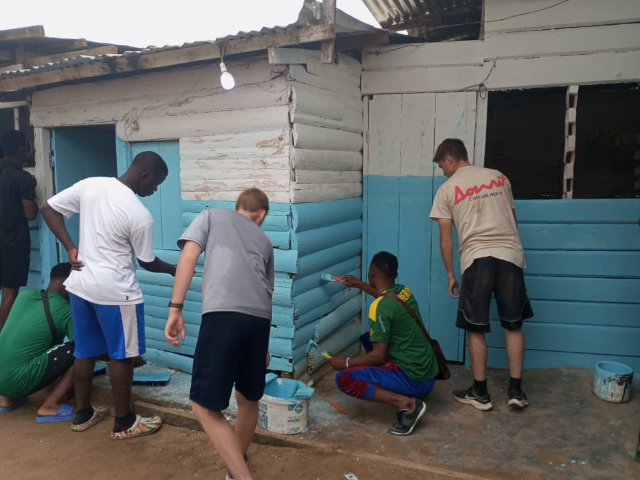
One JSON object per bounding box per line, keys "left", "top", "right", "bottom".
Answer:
{"left": 514, "top": 199, "right": 639, "bottom": 223}
{"left": 139, "top": 198, "right": 363, "bottom": 374}
{"left": 314, "top": 296, "right": 363, "bottom": 343}
{"left": 486, "top": 347, "right": 640, "bottom": 373}
{"left": 292, "top": 198, "right": 362, "bottom": 232}
{"left": 470, "top": 198, "right": 640, "bottom": 371}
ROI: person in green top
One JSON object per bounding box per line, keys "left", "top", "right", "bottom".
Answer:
{"left": 329, "top": 251, "right": 438, "bottom": 436}
{"left": 0, "top": 263, "right": 77, "bottom": 422}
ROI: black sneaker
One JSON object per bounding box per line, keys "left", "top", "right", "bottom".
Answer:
{"left": 225, "top": 455, "right": 249, "bottom": 480}
{"left": 508, "top": 389, "right": 529, "bottom": 408}
{"left": 452, "top": 385, "right": 493, "bottom": 411}
{"left": 389, "top": 398, "right": 427, "bottom": 436}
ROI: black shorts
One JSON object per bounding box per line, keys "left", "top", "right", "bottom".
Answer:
{"left": 456, "top": 257, "right": 533, "bottom": 333}
{"left": 27, "top": 341, "right": 75, "bottom": 395}
{"left": 190, "top": 312, "right": 270, "bottom": 411}
{"left": 0, "top": 246, "right": 30, "bottom": 289}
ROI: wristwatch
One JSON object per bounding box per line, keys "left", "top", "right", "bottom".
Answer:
{"left": 168, "top": 302, "right": 184, "bottom": 309}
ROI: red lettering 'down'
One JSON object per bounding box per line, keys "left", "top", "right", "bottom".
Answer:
{"left": 454, "top": 174, "right": 507, "bottom": 205}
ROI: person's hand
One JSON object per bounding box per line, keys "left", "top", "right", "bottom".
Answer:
{"left": 342, "top": 275, "right": 364, "bottom": 289}
{"left": 165, "top": 309, "right": 186, "bottom": 347}
{"left": 329, "top": 355, "right": 347, "bottom": 370}
{"left": 266, "top": 350, "right": 270, "bottom": 368}
{"left": 448, "top": 275, "right": 460, "bottom": 298}
{"left": 67, "top": 247, "right": 84, "bottom": 271}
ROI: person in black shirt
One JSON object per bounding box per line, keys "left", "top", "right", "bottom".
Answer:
{"left": 0, "top": 131, "right": 38, "bottom": 332}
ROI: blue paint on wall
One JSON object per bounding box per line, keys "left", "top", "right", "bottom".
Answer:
{"left": 365, "top": 172, "right": 640, "bottom": 370}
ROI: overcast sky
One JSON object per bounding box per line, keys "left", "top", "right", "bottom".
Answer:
{"left": 2, "top": 0, "right": 380, "bottom": 48}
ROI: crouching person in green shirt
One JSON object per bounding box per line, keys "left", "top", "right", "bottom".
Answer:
{"left": 329, "top": 251, "right": 439, "bottom": 436}
{"left": 0, "top": 263, "right": 76, "bottom": 422}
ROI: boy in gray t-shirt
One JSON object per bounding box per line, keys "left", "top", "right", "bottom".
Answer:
{"left": 165, "top": 188, "right": 273, "bottom": 480}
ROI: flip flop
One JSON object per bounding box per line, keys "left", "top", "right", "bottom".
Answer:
{"left": 36, "top": 404, "right": 76, "bottom": 423}
{"left": 0, "top": 397, "right": 26, "bottom": 413}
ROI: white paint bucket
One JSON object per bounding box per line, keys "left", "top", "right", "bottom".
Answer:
{"left": 258, "top": 378, "right": 309, "bottom": 435}
{"left": 593, "top": 361, "right": 633, "bottom": 403}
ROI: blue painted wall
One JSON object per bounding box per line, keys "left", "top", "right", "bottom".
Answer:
{"left": 137, "top": 197, "right": 363, "bottom": 374}
{"left": 365, "top": 172, "right": 640, "bottom": 371}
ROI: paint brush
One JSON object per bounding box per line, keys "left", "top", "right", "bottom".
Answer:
{"left": 306, "top": 340, "right": 332, "bottom": 359}
{"left": 320, "top": 273, "right": 348, "bottom": 285}
{"left": 314, "top": 392, "right": 348, "bottom": 415}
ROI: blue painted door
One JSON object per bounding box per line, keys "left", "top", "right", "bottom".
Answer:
{"left": 50, "top": 127, "right": 118, "bottom": 267}
{"left": 115, "top": 138, "right": 182, "bottom": 250}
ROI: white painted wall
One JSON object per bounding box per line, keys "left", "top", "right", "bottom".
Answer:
{"left": 270, "top": 48, "right": 364, "bottom": 203}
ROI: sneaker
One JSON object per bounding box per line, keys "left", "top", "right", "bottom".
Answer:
{"left": 71, "top": 406, "right": 109, "bottom": 432}
{"left": 110, "top": 414, "right": 162, "bottom": 440}
{"left": 452, "top": 385, "right": 493, "bottom": 411}
{"left": 508, "top": 389, "right": 529, "bottom": 408}
{"left": 389, "top": 398, "right": 427, "bottom": 436}
{"left": 225, "top": 455, "right": 249, "bottom": 480}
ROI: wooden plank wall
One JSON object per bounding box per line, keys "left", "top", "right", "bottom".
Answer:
{"left": 271, "top": 48, "right": 364, "bottom": 203}
{"left": 362, "top": 1, "right": 640, "bottom": 94}
{"left": 483, "top": 199, "right": 640, "bottom": 371}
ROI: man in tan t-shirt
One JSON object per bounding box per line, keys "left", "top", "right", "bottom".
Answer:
{"left": 430, "top": 138, "right": 532, "bottom": 412}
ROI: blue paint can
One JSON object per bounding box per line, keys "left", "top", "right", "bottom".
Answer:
{"left": 593, "top": 361, "right": 633, "bottom": 403}
{"left": 258, "top": 376, "right": 311, "bottom": 434}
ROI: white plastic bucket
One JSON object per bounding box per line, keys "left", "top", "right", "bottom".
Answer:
{"left": 593, "top": 361, "right": 633, "bottom": 403}
{"left": 258, "top": 378, "right": 309, "bottom": 435}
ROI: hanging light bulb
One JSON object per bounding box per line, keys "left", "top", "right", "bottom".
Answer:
{"left": 219, "top": 62, "right": 235, "bottom": 90}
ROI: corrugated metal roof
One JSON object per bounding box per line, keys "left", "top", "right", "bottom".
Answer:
{"left": 362, "top": 0, "right": 480, "bottom": 34}
{"left": 0, "top": 1, "right": 377, "bottom": 81}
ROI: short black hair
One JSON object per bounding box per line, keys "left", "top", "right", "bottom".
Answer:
{"left": 1, "top": 130, "right": 27, "bottom": 157}
{"left": 50, "top": 262, "right": 72, "bottom": 280}
{"left": 433, "top": 138, "right": 468, "bottom": 164}
{"left": 132, "top": 151, "right": 168, "bottom": 177}
{"left": 371, "top": 251, "right": 398, "bottom": 278}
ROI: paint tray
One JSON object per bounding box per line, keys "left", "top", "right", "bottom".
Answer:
{"left": 132, "top": 372, "right": 171, "bottom": 386}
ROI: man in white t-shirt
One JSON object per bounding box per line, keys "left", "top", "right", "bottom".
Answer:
{"left": 429, "top": 139, "right": 532, "bottom": 412}
{"left": 41, "top": 151, "right": 177, "bottom": 440}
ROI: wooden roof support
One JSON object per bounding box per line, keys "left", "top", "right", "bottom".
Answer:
{"left": 0, "top": 24, "right": 336, "bottom": 92}
{"left": 0, "top": 26, "right": 45, "bottom": 42}
{"left": 29, "top": 46, "right": 118, "bottom": 67}
{"left": 321, "top": 0, "right": 337, "bottom": 64}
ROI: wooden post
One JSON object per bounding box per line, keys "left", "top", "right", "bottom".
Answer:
{"left": 321, "top": 0, "right": 336, "bottom": 64}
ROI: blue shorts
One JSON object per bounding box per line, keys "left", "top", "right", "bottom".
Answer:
{"left": 70, "top": 293, "right": 146, "bottom": 360}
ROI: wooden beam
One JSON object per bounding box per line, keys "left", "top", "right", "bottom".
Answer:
{"left": 0, "top": 25, "right": 335, "bottom": 92}
{"left": 29, "top": 39, "right": 88, "bottom": 54}
{"left": 336, "top": 30, "right": 389, "bottom": 51}
{"left": 0, "top": 24, "right": 336, "bottom": 92}
{"left": 0, "top": 51, "right": 13, "bottom": 62}
{"left": 0, "top": 26, "right": 45, "bottom": 42}
{"left": 321, "top": 0, "right": 337, "bottom": 64}
{"left": 1, "top": 64, "right": 23, "bottom": 72}
{"left": 29, "top": 46, "right": 118, "bottom": 67}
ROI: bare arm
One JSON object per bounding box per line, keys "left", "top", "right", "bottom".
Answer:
{"left": 165, "top": 241, "right": 201, "bottom": 347}
{"left": 342, "top": 275, "right": 378, "bottom": 298}
{"left": 22, "top": 199, "right": 38, "bottom": 221}
{"left": 329, "top": 342, "right": 389, "bottom": 370}
{"left": 138, "top": 257, "right": 177, "bottom": 276}
{"left": 438, "top": 218, "right": 460, "bottom": 298}
{"left": 41, "top": 202, "right": 83, "bottom": 270}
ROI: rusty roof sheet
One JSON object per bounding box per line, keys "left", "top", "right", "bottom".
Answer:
{"left": 362, "top": 0, "right": 480, "bottom": 31}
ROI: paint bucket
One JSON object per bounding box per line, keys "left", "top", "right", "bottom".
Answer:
{"left": 258, "top": 378, "right": 309, "bottom": 435}
{"left": 593, "top": 361, "right": 633, "bottom": 403}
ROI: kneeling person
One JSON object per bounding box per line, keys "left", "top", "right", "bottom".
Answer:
{"left": 331, "top": 252, "right": 439, "bottom": 436}
{"left": 0, "top": 263, "right": 76, "bottom": 422}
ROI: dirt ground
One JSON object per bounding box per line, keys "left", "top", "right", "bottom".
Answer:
{"left": 0, "top": 392, "right": 442, "bottom": 480}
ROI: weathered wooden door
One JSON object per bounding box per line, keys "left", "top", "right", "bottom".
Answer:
{"left": 364, "top": 92, "right": 479, "bottom": 362}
